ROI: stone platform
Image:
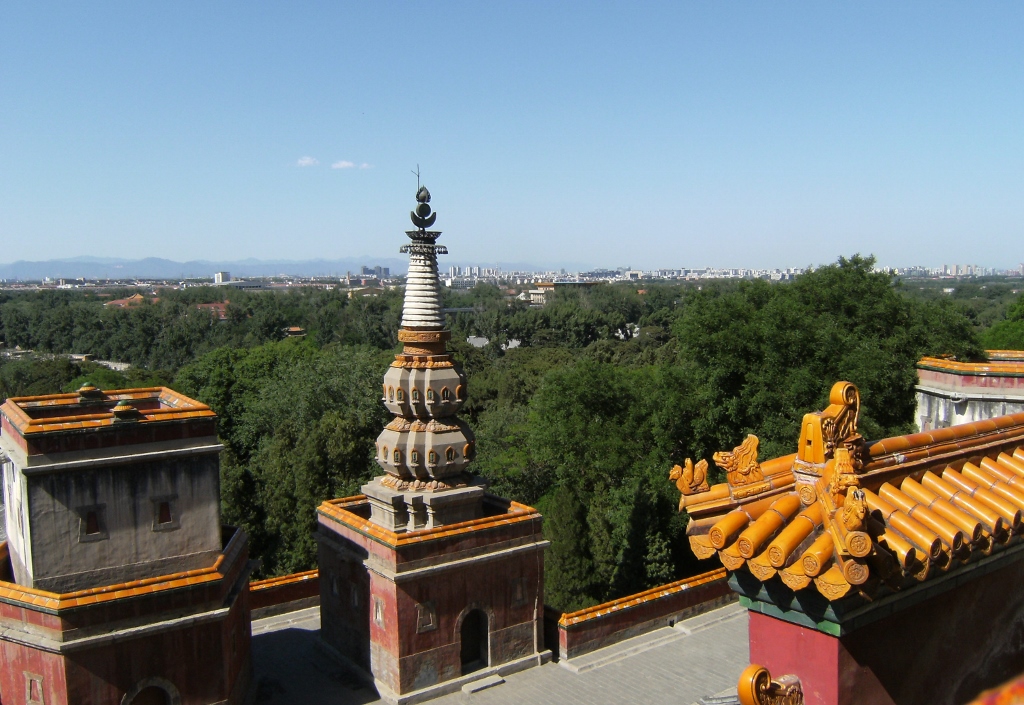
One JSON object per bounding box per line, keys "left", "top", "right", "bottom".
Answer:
{"left": 247, "top": 602, "right": 749, "bottom": 705}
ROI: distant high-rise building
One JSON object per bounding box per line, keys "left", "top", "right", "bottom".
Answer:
{"left": 214, "top": 271, "right": 230, "bottom": 284}
{"left": 360, "top": 265, "right": 390, "bottom": 279}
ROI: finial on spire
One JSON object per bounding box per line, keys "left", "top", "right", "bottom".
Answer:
{"left": 411, "top": 184, "right": 437, "bottom": 230}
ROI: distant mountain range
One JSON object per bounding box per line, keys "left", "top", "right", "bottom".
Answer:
{"left": 0, "top": 257, "right": 406, "bottom": 281}
{"left": 0, "top": 256, "right": 588, "bottom": 281}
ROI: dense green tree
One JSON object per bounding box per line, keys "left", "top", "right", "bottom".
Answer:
{"left": 672, "top": 255, "right": 983, "bottom": 460}
{"left": 541, "top": 486, "right": 598, "bottom": 612}
{"left": 0, "top": 357, "right": 81, "bottom": 399}
{"left": 174, "top": 341, "right": 390, "bottom": 577}
{"left": 982, "top": 292, "right": 1024, "bottom": 350}
{"left": 0, "top": 255, "right": 997, "bottom": 606}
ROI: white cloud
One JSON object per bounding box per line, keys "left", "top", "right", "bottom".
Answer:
{"left": 296, "top": 156, "right": 319, "bottom": 167}
{"left": 331, "top": 160, "right": 355, "bottom": 169}
{"left": 359, "top": 163, "right": 372, "bottom": 169}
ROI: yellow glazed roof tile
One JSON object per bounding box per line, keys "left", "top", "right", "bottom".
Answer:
{"left": 676, "top": 380, "right": 1024, "bottom": 603}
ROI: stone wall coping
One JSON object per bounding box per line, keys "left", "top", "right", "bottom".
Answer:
{"left": 317, "top": 495, "right": 541, "bottom": 548}
{"left": 557, "top": 568, "right": 728, "bottom": 628}
{"left": 918, "top": 355, "right": 1024, "bottom": 378}
{"left": 0, "top": 526, "right": 247, "bottom": 615}
{"left": 0, "top": 386, "right": 215, "bottom": 436}
{"left": 248, "top": 568, "right": 319, "bottom": 592}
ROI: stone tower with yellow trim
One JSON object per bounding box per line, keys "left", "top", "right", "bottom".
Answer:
{"left": 364, "top": 186, "right": 482, "bottom": 529}
{"left": 317, "top": 188, "right": 549, "bottom": 702}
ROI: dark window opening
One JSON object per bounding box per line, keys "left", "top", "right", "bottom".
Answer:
{"left": 460, "top": 609, "right": 488, "bottom": 674}
{"left": 85, "top": 511, "right": 100, "bottom": 535}
{"left": 27, "top": 674, "right": 44, "bottom": 704}
{"left": 158, "top": 501, "right": 172, "bottom": 525}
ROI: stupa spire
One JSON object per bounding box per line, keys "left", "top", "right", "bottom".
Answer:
{"left": 400, "top": 186, "right": 447, "bottom": 329}
{"left": 367, "top": 186, "right": 478, "bottom": 523}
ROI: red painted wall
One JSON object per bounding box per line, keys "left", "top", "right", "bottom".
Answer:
{"left": 318, "top": 508, "right": 546, "bottom": 696}
{"left": 0, "top": 641, "right": 69, "bottom": 705}
{"left": 558, "top": 572, "right": 732, "bottom": 659}
{"left": 748, "top": 554, "right": 1024, "bottom": 705}
{"left": 919, "top": 368, "right": 1024, "bottom": 393}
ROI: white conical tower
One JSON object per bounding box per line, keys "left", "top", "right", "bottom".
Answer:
{"left": 364, "top": 186, "right": 483, "bottom": 531}
{"left": 400, "top": 187, "right": 446, "bottom": 329}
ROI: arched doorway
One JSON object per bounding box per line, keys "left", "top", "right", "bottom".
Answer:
{"left": 120, "top": 678, "right": 180, "bottom": 705}
{"left": 460, "top": 609, "right": 488, "bottom": 674}
{"left": 129, "top": 686, "right": 169, "bottom": 705}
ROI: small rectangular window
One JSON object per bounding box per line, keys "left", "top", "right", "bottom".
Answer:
{"left": 25, "top": 671, "right": 44, "bottom": 704}
{"left": 416, "top": 601, "right": 437, "bottom": 633}
{"left": 151, "top": 495, "right": 180, "bottom": 532}
{"left": 77, "top": 504, "right": 108, "bottom": 543}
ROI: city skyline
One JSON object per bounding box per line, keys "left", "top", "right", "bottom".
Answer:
{"left": 0, "top": 254, "right": 1020, "bottom": 287}
{"left": 2, "top": 4, "right": 1023, "bottom": 269}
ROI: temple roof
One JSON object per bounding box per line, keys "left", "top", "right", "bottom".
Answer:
{"left": 675, "top": 381, "right": 1024, "bottom": 602}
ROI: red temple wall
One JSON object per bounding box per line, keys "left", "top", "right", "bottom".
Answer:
{"left": 0, "top": 641, "right": 69, "bottom": 705}
{"left": 749, "top": 554, "right": 1024, "bottom": 705}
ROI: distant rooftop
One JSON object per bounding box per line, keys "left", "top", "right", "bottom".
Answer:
{"left": 918, "top": 350, "right": 1024, "bottom": 377}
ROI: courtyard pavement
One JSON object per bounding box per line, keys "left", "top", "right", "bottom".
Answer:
{"left": 248, "top": 602, "right": 749, "bottom": 705}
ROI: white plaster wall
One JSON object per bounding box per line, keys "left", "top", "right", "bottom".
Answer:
{"left": 23, "top": 452, "right": 223, "bottom": 592}
{"left": 2, "top": 450, "right": 33, "bottom": 585}
{"left": 916, "top": 390, "right": 1024, "bottom": 432}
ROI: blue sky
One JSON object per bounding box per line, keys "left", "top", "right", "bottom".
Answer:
{"left": 1, "top": 3, "right": 1022, "bottom": 270}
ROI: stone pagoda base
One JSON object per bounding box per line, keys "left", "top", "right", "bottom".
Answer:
{"left": 362, "top": 475, "right": 487, "bottom": 532}
{"left": 316, "top": 493, "right": 550, "bottom": 703}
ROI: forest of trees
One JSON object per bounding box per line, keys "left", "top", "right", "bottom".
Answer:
{"left": 1, "top": 256, "right": 1022, "bottom": 611}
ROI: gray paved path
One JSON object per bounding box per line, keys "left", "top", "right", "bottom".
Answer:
{"left": 248, "top": 603, "right": 749, "bottom": 705}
